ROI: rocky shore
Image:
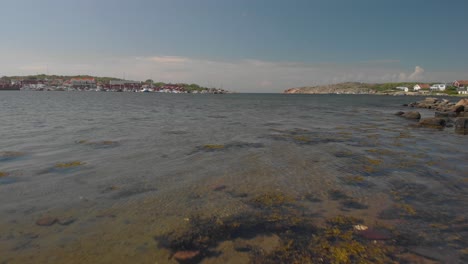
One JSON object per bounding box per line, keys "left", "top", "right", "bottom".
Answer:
{"left": 397, "top": 98, "right": 468, "bottom": 134}
{"left": 284, "top": 82, "right": 377, "bottom": 94}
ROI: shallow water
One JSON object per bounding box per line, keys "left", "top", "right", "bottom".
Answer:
{"left": 0, "top": 92, "right": 467, "bottom": 263}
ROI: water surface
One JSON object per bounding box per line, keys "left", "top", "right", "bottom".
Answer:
{"left": 0, "top": 92, "right": 467, "bottom": 263}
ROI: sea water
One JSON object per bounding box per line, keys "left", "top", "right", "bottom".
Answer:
{"left": 0, "top": 92, "right": 467, "bottom": 263}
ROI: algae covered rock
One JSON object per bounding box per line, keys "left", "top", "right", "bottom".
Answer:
{"left": 0, "top": 151, "right": 25, "bottom": 161}
{"left": 55, "top": 161, "right": 86, "bottom": 168}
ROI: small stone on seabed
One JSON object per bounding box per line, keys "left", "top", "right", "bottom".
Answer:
{"left": 353, "top": 224, "right": 368, "bottom": 231}
{"left": 36, "top": 216, "right": 58, "bottom": 226}
{"left": 58, "top": 217, "right": 76, "bottom": 225}
{"left": 212, "top": 185, "right": 227, "bottom": 191}
{"left": 173, "top": 250, "right": 200, "bottom": 260}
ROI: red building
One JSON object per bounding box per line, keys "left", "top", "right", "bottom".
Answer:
{"left": 454, "top": 80, "right": 468, "bottom": 88}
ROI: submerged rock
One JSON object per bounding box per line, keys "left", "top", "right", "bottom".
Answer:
{"left": 418, "top": 118, "right": 446, "bottom": 128}
{"left": 212, "top": 185, "right": 227, "bottom": 191}
{"left": 173, "top": 250, "right": 200, "bottom": 261}
{"left": 435, "top": 111, "right": 457, "bottom": 118}
{"left": 55, "top": 161, "right": 85, "bottom": 168}
{"left": 455, "top": 117, "right": 468, "bottom": 129}
{"left": 77, "top": 140, "right": 119, "bottom": 148}
{"left": 36, "top": 216, "right": 58, "bottom": 226}
{"left": 0, "top": 151, "right": 25, "bottom": 161}
{"left": 401, "top": 111, "right": 421, "bottom": 120}
{"left": 58, "top": 217, "right": 76, "bottom": 226}
{"left": 455, "top": 118, "right": 468, "bottom": 134}
{"left": 358, "top": 228, "right": 393, "bottom": 240}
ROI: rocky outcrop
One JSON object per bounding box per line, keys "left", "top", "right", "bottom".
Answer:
{"left": 407, "top": 97, "right": 457, "bottom": 111}
{"left": 418, "top": 118, "right": 446, "bottom": 128}
{"left": 455, "top": 98, "right": 468, "bottom": 107}
{"left": 284, "top": 82, "right": 376, "bottom": 94}
{"left": 403, "top": 98, "right": 468, "bottom": 134}
{"left": 401, "top": 111, "right": 421, "bottom": 120}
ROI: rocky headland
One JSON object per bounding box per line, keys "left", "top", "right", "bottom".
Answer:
{"left": 397, "top": 98, "right": 468, "bottom": 134}
{"left": 284, "top": 82, "right": 378, "bottom": 94}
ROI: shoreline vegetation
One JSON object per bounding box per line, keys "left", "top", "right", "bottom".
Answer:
{"left": 284, "top": 82, "right": 468, "bottom": 96}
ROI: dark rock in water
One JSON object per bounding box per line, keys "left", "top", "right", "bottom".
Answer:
{"left": 394, "top": 111, "right": 404, "bottom": 116}
{"left": 173, "top": 250, "right": 200, "bottom": 261}
{"left": 453, "top": 105, "right": 465, "bottom": 113}
{"left": 434, "top": 111, "right": 457, "bottom": 118}
{"left": 341, "top": 199, "right": 368, "bottom": 210}
{"left": 401, "top": 111, "right": 421, "bottom": 120}
{"left": 418, "top": 118, "right": 446, "bottom": 128}
{"left": 358, "top": 228, "right": 392, "bottom": 240}
{"left": 304, "top": 193, "right": 322, "bottom": 202}
{"left": 402, "top": 104, "right": 408, "bottom": 107}
{"left": 455, "top": 118, "right": 468, "bottom": 133}
{"left": 328, "top": 189, "right": 349, "bottom": 200}
{"left": 36, "top": 216, "right": 58, "bottom": 226}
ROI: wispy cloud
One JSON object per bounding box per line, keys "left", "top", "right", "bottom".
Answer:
{"left": 144, "top": 56, "right": 190, "bottom": 64}
{"left": 359, "top": 59, "right": 401, "bottom": 64}
{"left": 18, "top": 65, "right": 47, "bottom": 72}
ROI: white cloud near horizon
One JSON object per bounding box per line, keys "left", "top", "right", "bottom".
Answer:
{"left": 0, "top": 54, "right": 464, "bottom": 92}
{"left": 142, "top": 56, "right": 190, "bottom": 64}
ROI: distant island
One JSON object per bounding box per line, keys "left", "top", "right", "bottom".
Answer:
{"left": 284, "top": 81, "right": 468, "bottom": 96}
{"left": 0, "top": 74, "right": 230, "bottom": 94}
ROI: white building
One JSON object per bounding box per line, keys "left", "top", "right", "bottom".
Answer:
{"left": 430, "top": 84, "right": 446, "bottom": 91}
{"left": 458, "top": 87, "right": 468, "bottom": 95}
{"left": 396, "top": 86, "right": 409, "bottom": 92}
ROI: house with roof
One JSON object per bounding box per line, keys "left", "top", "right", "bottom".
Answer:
{"left": 413, "top": 84, "right": 430, "bottom": 91}
{"left": 70, "top": 77, "right": 96, "bottom": 88}
{"left": 454, "top": 80, "right": 468, "bottom": 88}
{"left": 430, "top": 84, "right": 446, "bottom": 91}
{"left": 458, "top": 87, "right": 468, "bottom": 95}
{"left": 109, "top": 80, "right": 141, "bottom": 91}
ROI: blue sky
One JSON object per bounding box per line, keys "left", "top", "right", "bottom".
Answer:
{"left": 1, "top": 0, "right": 467, "bottom": 92}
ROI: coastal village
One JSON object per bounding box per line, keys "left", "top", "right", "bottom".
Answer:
{"left": 0, "top": 75, "right": 229, "bottom": 94}
{"left": 400, "top": 80, "right": 468, "bottom": 95}
{"left": 284, "top": 80, "right": 468, "bottom": 95}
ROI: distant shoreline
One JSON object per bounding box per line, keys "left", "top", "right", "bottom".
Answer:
{"left": 283, "top": 82, "right": 468, "bottom": 97}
